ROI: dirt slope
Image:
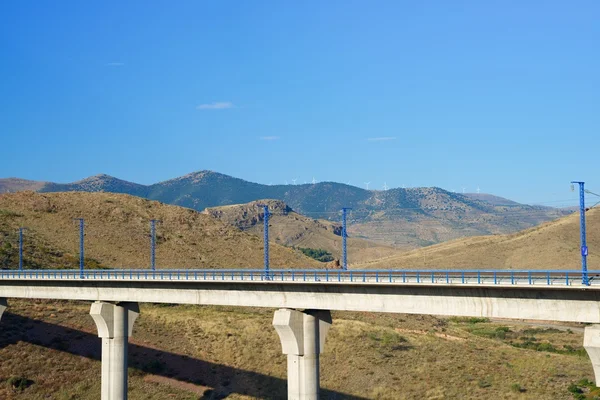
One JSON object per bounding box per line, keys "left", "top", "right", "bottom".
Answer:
{"left": 0, "top": 192, "right": 320, "bottom": 270}
{"left": 362, "top": 207, "right": 600, "bottom": 270}
{"left": 204, "top": 199, "right": 403, "bottom": 265}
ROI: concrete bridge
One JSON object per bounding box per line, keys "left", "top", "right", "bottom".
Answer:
{"left": 2, "top": 268, "right": 600, "bottom": 399}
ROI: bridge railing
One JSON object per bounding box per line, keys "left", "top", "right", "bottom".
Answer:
{"left": 0, "top": 269, "right": 598, "bottom": 286}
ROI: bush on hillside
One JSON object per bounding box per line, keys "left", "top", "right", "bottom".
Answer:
{"left": 296, "top": 247, "right": 334, "bottom": 262}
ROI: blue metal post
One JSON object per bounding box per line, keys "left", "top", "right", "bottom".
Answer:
{"left": 76, "top": 218, "right": 84, "bottom": 278}
{"left": 18, "top": 227, "right": 24, "bottom": 271}
{"left": 572, "top": 181, "right": 588, "bottom": 285}
{"left": 150, "top": 219, "right": 157, "bottom": 271}
{"left": 258, "top": 205, "right": 270, "bottom": 277}
{"left": 341, "top": 208, "right": 352, "bottom": 270}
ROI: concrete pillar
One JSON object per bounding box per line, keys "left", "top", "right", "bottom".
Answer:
{"left": 273, "top": 309, "right": 332, "bottom": 400}
{"left": 584, "top": 324, "right": 600, "bottom": 384}
{"left": 0, "top": 298, "right": 6, "bottom": 322}
{"left": 90, "top": 302, "right": 139, "bottom": 400}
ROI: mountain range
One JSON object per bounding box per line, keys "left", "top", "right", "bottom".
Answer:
{"left": 0, "top": 171, "right": 572, "bottom": 247}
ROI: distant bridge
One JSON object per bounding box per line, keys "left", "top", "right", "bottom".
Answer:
{"left": 2, "top": 268, "right": 600, "bottom": 399}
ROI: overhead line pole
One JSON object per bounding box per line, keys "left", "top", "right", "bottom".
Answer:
{"left": 258, "top": 204, "right": 270, "bottom": 278}
{"left": 150, "top": 219, "right": 158, "bottom": 271}
{"left": 75, "top": 218, "right": 85, "bottom": 279}
{"left": 571, "top": 181, "right": 589, "bottom": 286}
{"left": 341, "top": 208, "right": 352, "bottom": 270}
{"left": 18, "top": 227, "right": 25, "bottom": 271}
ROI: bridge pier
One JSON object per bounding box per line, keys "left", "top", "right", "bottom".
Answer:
{"left": 0, "top": 298, "right": 6, "bottom": 322}
{"left": 584, "top": 325, "right": 600, "bottom": 384}
{"left": 273, "top": 309, "right": 332, "bottom": 400}
{"left": 90, "top": 301, "right": 139, "bottom": 400}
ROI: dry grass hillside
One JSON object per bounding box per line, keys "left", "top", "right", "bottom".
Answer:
{"left": 0, "top": 193, "right": 598, "bottom": 399}
{"left": 0, "top": 300, "right": 595, "bottom": 399}
{"left": 0, "top": 192, "right": 320, "bottom": 270}
{"left": 204, "top": 200, "right": 403, "bottom": 265}
{"left": 361, "top": 207, "right": 600, "bottom": 270}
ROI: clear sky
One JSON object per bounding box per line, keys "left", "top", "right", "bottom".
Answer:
{"left": 1, "top": 1, "right": 598, "bottom": 206}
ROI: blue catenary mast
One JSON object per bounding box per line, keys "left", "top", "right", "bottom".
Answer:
{"left": 258, "top": 204, "right": 270, "bottom": 277}
{"left": 150, "top": 219, "right": 157, "bottom": 271}
{"left": 75, "top": 218, "right": 84, "bottom": 278}
{"left": 18, "top": 227, "right": 24, "bottom": 271}
{"left": 341, "top": 208, "right": 352, "bottom": 270}
{"left": 571, "top": 181, "right": 588, "bottom": 285}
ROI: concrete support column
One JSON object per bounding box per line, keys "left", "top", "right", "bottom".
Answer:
{"left": 584, "top": 325, "right": 600, "bottom": 384}
{"left": 90, "top": 302, "right": 139, "bottom": 400}
{"left": 273, "top": 309, "right": 332, "bottom": 400}
{"left": 0, "top": 298, "right": 7, "bottom": 322}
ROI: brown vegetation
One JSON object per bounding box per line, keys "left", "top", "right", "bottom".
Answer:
{"left": 361, "top": 207, "right": 599, "bottom": 270}
{"left": 0, "top": 192, "right": 320, "bottom": 270}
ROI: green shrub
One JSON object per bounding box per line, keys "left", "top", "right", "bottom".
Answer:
{"left": 448, "top": 316, "right": 490, "bottom": 324}
{"left": 297, "top": 247, "right": 334, "bottom": 262}
{"left": 7, "top": 376, "right": 33, "bottom": 391}
{"left": 478, "top": 379, "right": 492, "bottom": 388}
{"left": 470, "top": 326, "right": 511, "bottom": 339}
{"left": 510, "top": 383, "right": 526, "bottom": 393}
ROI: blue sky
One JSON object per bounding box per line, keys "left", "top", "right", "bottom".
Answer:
{"left": 1, "top": 1, "right": 598, "bottom": 206}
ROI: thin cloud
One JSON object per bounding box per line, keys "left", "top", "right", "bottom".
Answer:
{"left": 259, "top": 136, "right": 280, "bottom": 141}
{"left": 197, "top": 102, "right": 234, "bottom": 110}
{"left": 106, "top": 62, "right": 125, "bottom": 67}
{"left": 367, "top": 137, "right": 396, "bottom": 142}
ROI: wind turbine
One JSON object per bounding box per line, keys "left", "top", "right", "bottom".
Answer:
{"left": 292, "top": 178, "right": 297, "bottom": 185}
{"left": 364, "top": 182, "right": 371, "bottom": 190}
{"left": 476, "top": 186, "right": 481, "bottom": 194}
{"left": 312, "top": 177, "right": 316, "bottom": 184}
{"left": 462, "top": 187, "right": 466, "bottom": 194}
{"left": 383, "top": 182, "right": 388, "bottom": 191}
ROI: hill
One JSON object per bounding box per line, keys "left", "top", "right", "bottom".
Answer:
{"left": 363, "top": 207, "right": 600, "bottom": 270}
{"left": 204, "top": 200, "right": 403, "bottom": 265}
{"left": 463, "top": 192, "right": 521, "bottom": 206}
{"left": 0, "top": 192, "right": 320, "bottom": 270}
{"left": 0, "top": 178, "right": 48, "bottom": 193}
{"left": 0, "top": 193, "right": 596, "bottom": 399}
{"left": 0, "top": 171, "right": 572, "bottom": 248}
{"left": 0, "top": 300, "right": 594, "bottom": 399}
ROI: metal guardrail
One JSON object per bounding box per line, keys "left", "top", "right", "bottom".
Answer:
{"left": 1, "top": 269, "right": 599, "bottom": 287}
